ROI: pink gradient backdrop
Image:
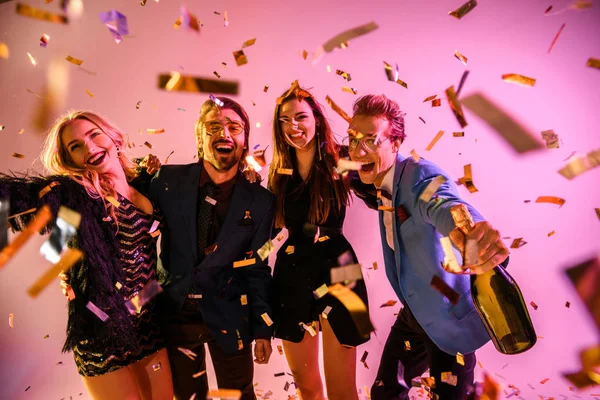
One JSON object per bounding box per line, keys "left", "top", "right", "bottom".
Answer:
{"left": 1, "top": 0, "right": 599, "bottom": 398}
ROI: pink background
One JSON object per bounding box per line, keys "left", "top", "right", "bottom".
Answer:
{"left": 1, "top": 0, "right": 599, "bottom": 398}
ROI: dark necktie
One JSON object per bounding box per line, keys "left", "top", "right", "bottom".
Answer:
{"left": 197, "top": 184, "right": 216, "bottom": 262}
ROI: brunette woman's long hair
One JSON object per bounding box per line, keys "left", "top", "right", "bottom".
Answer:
{"left": 267, "top": 83, "right": 350, "bottom": 228}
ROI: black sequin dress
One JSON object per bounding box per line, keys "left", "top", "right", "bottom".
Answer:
{"left": 272, "top": 174, "right": 370, "bottom": 347}
{"left": 73, "top": 196, "right": 165, "bottom": 376}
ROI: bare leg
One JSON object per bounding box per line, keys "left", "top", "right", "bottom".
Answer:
{"left": 81, "top": 365, "right": 142, "bottom": 400}
{"left": 321, "top": 316, "right": 358, "bottom": 400}
{"left": 282, "top": 325, "right": 325, "bottom": 400}
{"left": 129, "top": 349, "right": 174, "bottom": 400}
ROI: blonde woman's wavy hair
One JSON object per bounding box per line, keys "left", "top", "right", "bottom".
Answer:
{"left": 40, "top": 110, "right": 139, "bottom": 223}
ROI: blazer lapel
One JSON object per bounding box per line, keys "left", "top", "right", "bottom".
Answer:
{"left": 200, "top": 173, "right": 253, "bottom": 267}
{"left": 179, "top": 163, "right": 202, "bottom": 263}
{"left": 392, "top": 153, "right": 409, "bottom": 277}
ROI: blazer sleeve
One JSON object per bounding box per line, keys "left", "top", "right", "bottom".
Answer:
{"left": 244, "top": 195, "right": 275, "bottom": 339}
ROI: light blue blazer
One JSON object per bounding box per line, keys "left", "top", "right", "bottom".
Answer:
{"left": 379, "top": 153, "right": 490, "bottom": 355}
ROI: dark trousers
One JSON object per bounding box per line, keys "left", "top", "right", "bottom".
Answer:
{"left": 371, "top": 306, "right": 476, "bottom": 400}
{"left": 163, "top": 299, "right": 256, "bottom": 400}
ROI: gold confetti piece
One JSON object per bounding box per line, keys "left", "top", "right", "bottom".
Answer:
{"left": 65, "top": 55, "right": 83, "bottom": 65}
{"left": 420, "top": 176, "right": 447, "bottom": 202}
{"left": 37, "top": 182, "right": 60, "bottom": 199}
{"left": 313, "top": 284, "right": 329, "bottom": 299}
{"left": 12, "top": 153, "right": 24, "bottom": 159}
{"left": 322, "top": 305, "right": 333, "bottom": 319}
{"left": 558, "top": 150, "right": 600, "bottom": 179}
{"left": 454, "top": 49, "right": 468, "bottom": 65}
{"left": 328, "top": 283, "right": 374, "bottom": 337}
{"left": 566, "top": 301, "right": 571, "bottom": 307}
{"left": 453, "top": 132, "right": 464, "bottom": 137}
{"left": 147, "top": 128, "right": 165, "bottom": 135}
{"left": 423, "top": 95, "right": 437, "bottom": 102}
{"left": 105, "top": 195, "right": 121, "bottom": 208}
{"left": 383, "top": 61, "right": 408, "bottom": 88}
{"left": 331, "top": 263, "right": 363, "bottom": 283}
{"left": 261, "top": 312, "right": 274, "bottom": 326}
{"left": 563, "top": 370, "right": 600, "bottom": 389}
{"left": 241, "top": 38, "right": 256, "bottom": 48}
{"left": 85, "top": 89, "right": 94, "bottom": 98}
{"left": 377, "top": 206, "right": 395, "bottom": 212}
{"left": 317, "top": 235, "right": 330, "bottom": 242}
{"left": 403, "top": 340, "right": 411, "bottom": 351}
{"left": 587, "top": 58, "right": 600, "bottom": 70}
{"left": 380, "top": 300, "right": 397, "bottom": 308}
{"left": 233, "top": 50, "right": 247, "bottom": 66}
{"left": 360, "top": 350, "right": 369, "bottom": 368}
{"left": 16, "top": 3, "right": 69, "bottom": 24}
{"left": 143, "top": 141, "right": 153, "bottom": 149}
{"left": 0, "top": 125, "right": 4, "bottom": 131}
{"left": 0, "top": 42, "right": 9, "bottom": 59}
{"left": 425, "top": 130, "right": 445, "bottom": 151}
{"left": 257, "top": 240, "right": 274, "bottom": 261}
{"left": 207, "top": 389, "right": 243, "bottom": 400}
{"left": 9, "top": 313, "right": 14, "bottom": 328}
{"left": 158, "top": 72, "right": 239, "bottom": 95}
{"left": 255, "top": 122, "right": 261, "bottom": 128}
{"left": 544, "top": 5, "right": 553, "bottom": 14}
{"left": 461, "top": 92, "right": 544, "bottom": 153}
{"left": 432, "top": 98, "right": 441, "bottom": 107}
{"left": 440, "top": 237, "right": 463, "bottom": 274}
{"left": 548, "top": 23, "right": 566, "bottom": 53}
{"left": 27, "top": 52, "right": 37, "bottom": 66}
{"left": 300, "top": 49, "right": 308, "bottom": 60}
{"left": 17, "top": 129, "right": 24, "bottom": 135}
{"left": 277, "top": 345, "right": 283, "bottom": 355}
{"left": 325, "top": 95, "right": 352, "bottom": 124}
{"left": 548, "top": 230, "right": 555, "bottom": 237}
{"left": 418, "top": 116, "right": 426, "bottom": 124}
{"left": 596, "top": 208, "right": 600, "bottom": 220}
{"left": 373, "top": 262, "right": 378, "bottom": 270}
{"left": 342, "top": 86, "right": 358, "bottom": 94}
{"left": 192, "top": 370, "right": 206, "bottom": 378}
{"left": 446, "top": 86, "right": 467, "bottom": 128}
{"left": 223, "top": 10, "right": 229, "bottom": 27}
{"left": 456, "top": 352, "right": 465, "bottom": 365}
{"left": 115, "top": 281, "right": 122, "bottom": 290}
{"left": 27, "top": 248, "right": 83, "bottom": 298}
{"left": 510, "top": 238, "right": 527, "bottom": 248}
{"left": 326, "top": 65, "right": 331, "bottom": 72}
{"left": 541, "top": 129, "right": 559, "bottom": 148}
{"left": 456, "top": 164, "right": 478, "bottom": 193}
{"left": 233, "top": 258, "right": 256, "bottom": 268}
{"left": 213, "top": 71, "right": 221, "bottom": 78}
{"left": 540, "top": 378, "right": 549, "bottom": 384}
{"left": 441, "top": 372, "right": 458, "bottom": 386}
{"left": 530, "top": 301, "right": 538, "bottom": 310}
{"left": 336, "top": 69, "right": 352, "bottom": 81}
{"left": 410, "top": 149, "right": 421, "bottom": 162}
{"left": 152, "top": 362, "right": 161, "bottom": 371}
{"left": 177, "top": 347, "right": 198, "bottom": 361}
{"left": 40, "top": 33, "right": 50, "bottom": 47}
{"left": 449, "top": 0, "right": 478, "bottom": 19}
{"left": 240, "top": 294, "right": 247, "bottom": 305}
{"left": 536, "top": 195, "right": 565, "bottom": 207}
{"left": 277, "top": 168, "right": 293, "bottom": 175}
{"left": 285, "top": 245, "right": 295, "bottom": 255}
{"left": 321, "top": 21, "right": 379, "bottom": 53}
{"left": 502, "top": 73, "right": 536, "bottom": 87}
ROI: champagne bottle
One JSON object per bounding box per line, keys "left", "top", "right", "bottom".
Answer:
{"left": 450, "top": 204, "right": 537, "bottom": 355}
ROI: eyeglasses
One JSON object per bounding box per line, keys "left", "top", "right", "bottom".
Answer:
{"left": 347, "top": 132, "right": 391, "bottom": 153}
{"left": 204, "top": 120, "right": 245, "bottom": 136}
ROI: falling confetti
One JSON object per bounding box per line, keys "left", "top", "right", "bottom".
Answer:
{"left": 27, "top": 52, "right": 37, "bottom": 66}
{"left": 548, "top": 23, "right": 566, "bottom": 53}
{"left": 449, "top": 0, "right": 478, "bottom": 19}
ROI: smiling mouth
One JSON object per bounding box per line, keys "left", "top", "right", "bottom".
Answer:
{"left": 214, "top": 141, "right": 235, "bottom": 155}
{"left": 360, "top": 162, "right": 375, "bottom": 172}
{"left": 288, "top": 131, "right": 304, "bottom": 140}
{"left": 86, "top": 151, "right": 107, "bottom": 166}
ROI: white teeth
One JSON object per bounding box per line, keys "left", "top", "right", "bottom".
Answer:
{"left": 88, "top": 152, "right": 104, "bottom": 164}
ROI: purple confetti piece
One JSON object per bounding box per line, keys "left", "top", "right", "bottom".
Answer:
{"left": 253, "top": 144, "right": 261, "bottom": 150}
{"left": 98, "top": 10, "right": 129, "bottom": 44}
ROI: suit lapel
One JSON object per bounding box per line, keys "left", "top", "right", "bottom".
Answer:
{"left": 199, "top": 173, "right": 253, "bottom": 267}
{"left": 392, "top": 153, "right": 409, "bottom": 277}
{"left": 179, "top": 163, "right": 202, "bottom": 263}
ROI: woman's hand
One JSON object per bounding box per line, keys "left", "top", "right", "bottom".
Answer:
{"left": 242, "top": 166, "right": 263, "bottom": 184}
{"left": 139, "top": 154, "right": 161, "bottom": 175}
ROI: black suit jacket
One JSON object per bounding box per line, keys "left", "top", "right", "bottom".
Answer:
{"left": 148, "top": 163, "right": 275, "bottom": 353}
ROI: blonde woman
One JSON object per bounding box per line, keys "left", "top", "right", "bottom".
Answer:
{"left": 0, "top": 110, "right": 173, "bottom": 399}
